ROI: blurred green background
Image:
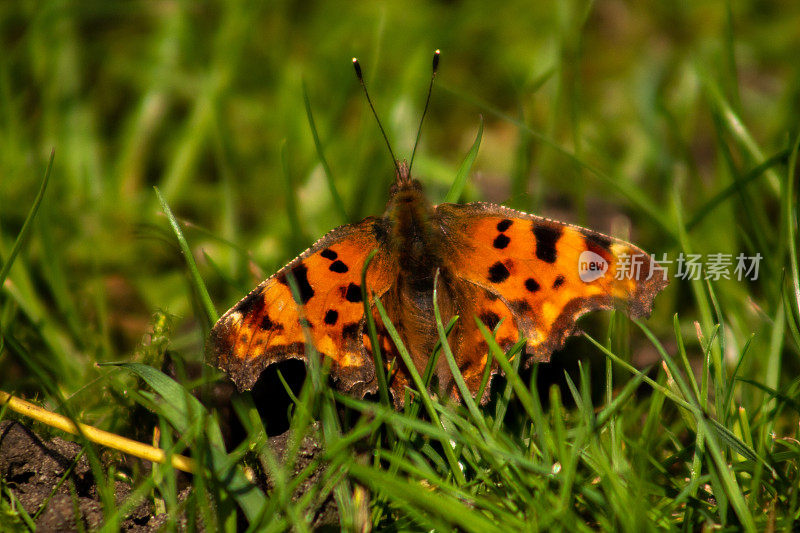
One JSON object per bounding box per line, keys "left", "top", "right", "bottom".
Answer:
{"left": 3, "top": 1, "right": 800, "bottom": 529}
{"left": 1, "top": 0, "right": 798, "bottom": 410}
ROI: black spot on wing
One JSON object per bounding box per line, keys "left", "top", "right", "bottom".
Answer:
{"left": 533, "top": 224, "right": 562, "bottom": 263}
{"left": 277, "top": 263, "right": 315, "bottom": 304}
{"left": 509, "top": 299, "right": 532, "bottom": 315}
{"left": 493, "top": 234, "right": 510, "bottom": 249}
{"left": 585, "top": 232, "right": 612, "bottom": 253}
{"left": 496, "top": 219, "right": 513, "bottom": 232}
{"left": 525, "top": 278, "right": 540, "bottom": 293}
{"left": 344, "top": 283, "right": 363, "bottom": 303}
{"left": 329, "top": 260, "right": 349, "bottom": 273}
{"left": 553, "top": 275, "right": 565, "bottom": 289}
{"left": 292, "top": 264, "right": 315, "bottom": 303}
{"left": 234, "top": 288, "right": 266, "bottom": 316}
{"left": 324, "top": 309, "right": 339, "bottom": 325}
{"left": 488, "top": 262, "right": 510, "bottom": 283}
{"left": 263, "top": 317, "right": 284, "bottom": 332}
{"left": 342, "top": 322, "right": 360, "bottom": 341}
{"left": 320, "top": 248, "right": 338, "bottom": 260}
{"left": 371, "top": 219, "right": 390, "bottom": 245}
{"left": 480, "top": 311, "right": 500, "bottom": 330}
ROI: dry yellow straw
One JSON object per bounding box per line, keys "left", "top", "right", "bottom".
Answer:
{"left": 0, "top": 390, "right": 195, "bottom": 473}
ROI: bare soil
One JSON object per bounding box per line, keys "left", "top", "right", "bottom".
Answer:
{"left": 0, "top": 420, "right": 170, "bottom": 531}
{"left": 0, "top": 415, "right": 336, "bottom": 531}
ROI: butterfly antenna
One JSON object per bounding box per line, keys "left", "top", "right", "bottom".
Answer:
{"left": 409, "top": 49, "right": 440, "bottom": 173}
{"left": 352, "top": 57, "right": 402, "bottom": 179}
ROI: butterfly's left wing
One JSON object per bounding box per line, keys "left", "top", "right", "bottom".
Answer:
{"left": 207, "top": 216, "right": 398, "bottom": 396}
{"left": 435, "top": 202, "right": 668, "bottom": 376}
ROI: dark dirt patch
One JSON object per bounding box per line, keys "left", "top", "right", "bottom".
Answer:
{"left": 0, "top": 361, "right": 338, "bottom": 530}
{"left": 0, "top": 420, "right": 171, "bottom": 531}
{"left": 0, "top": 417, "right": 337, "bottom": 530}
{"left": 262, "top": 425, "right": 339, "bottom": 528}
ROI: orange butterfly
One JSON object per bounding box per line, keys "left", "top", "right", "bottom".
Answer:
{"left": 207, "top": 53, "right": 668, "bottom": 407}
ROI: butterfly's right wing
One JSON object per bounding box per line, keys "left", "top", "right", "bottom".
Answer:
{"left": 207, "top": 216, "right": 398, "bottom": 396}
{"left": 435, "top": 202, "right": 668, "bottom": 369}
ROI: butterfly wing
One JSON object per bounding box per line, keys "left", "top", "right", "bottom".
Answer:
{"left": 435, "top": 202, "right": 668, "bottom": 367}
{"left": 207, "top": 216, "right": 397, "bottom": 396}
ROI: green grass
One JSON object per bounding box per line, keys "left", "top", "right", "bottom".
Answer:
{"left": 2, "top": 1, "right": 800, "bottom": 530}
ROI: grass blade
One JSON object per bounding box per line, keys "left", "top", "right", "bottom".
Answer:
{"left": 784, "top": 133, "right": 800, "bottom": 334}
{"left": 360, "top": 249, "right": 391, "bottom": 408}
{"left": 348, "top": 463, "right": 507, "bottom": 533}
{"left": 432, "top": 271, "right": 485, "bottom": 428}
{"left": 0, "top": 150, "right": 54, "bottom": 289}
{"left": 443, "top": 116, "right": 483, "bottom": 203}
{"left": 109, "top": 362, "right": 267, "bottom": 523}
{"left": 686, "top": 148, "right": 789, "bottom": 231}
{"left": 280, "top": 139, "right": 307, "bottom": 254}
{"left": 372, "top": 297, "right": 467, "bottom": 486}
{"left": 154, "top": 186, "right": 217, "bottom": 328}
{"left": 303, "top": 80, "right": 348, "bottom": 222}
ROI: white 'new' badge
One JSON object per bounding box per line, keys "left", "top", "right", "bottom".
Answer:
{"left": 578, "top": 251, "right": 609, "bottom": 282}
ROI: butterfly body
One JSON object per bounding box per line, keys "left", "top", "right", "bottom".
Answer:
{"left": 388, "top": 179, "right": 436, "bottom": 277}
{"left": 208, "top": 163, "right": 668, "bottom": 407}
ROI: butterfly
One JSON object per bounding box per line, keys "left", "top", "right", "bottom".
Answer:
{"left": 206, "top": 53, "right": 668, "bottom": 408}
